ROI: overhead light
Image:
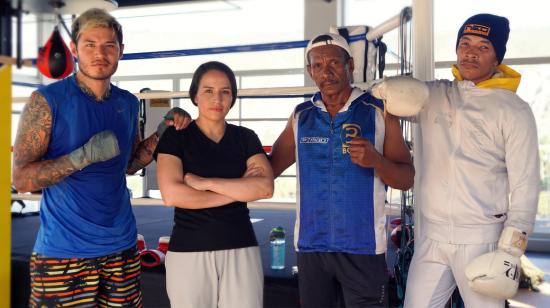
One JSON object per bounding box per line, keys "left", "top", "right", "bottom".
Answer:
{"left": 12, "top": 0, "right": 118, "bottom": 14}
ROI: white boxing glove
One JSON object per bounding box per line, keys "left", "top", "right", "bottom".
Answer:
{"left": 465, "top": 251, "right": 520, "bottom": 299}
{"left": 370, "top": 76, "right": 429, "bottom": 117}
{"left": 465, "top": 226, "right": 527, "bottom": 299}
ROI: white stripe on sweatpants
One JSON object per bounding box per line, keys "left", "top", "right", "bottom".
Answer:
{"left": 404, "top": 236, "right": 504, "bottom": 308}
{"left": 165, "top": 246, "right": 263, "bottom": 308}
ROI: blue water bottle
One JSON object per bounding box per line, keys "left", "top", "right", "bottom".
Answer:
{"left": 269, "top": 226, "right": 285, "bottom": 270}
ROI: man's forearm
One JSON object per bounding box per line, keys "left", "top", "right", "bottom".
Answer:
{"left": 375, "top": 158, "right": 415, "bottom": 191}
{"left": 127, "top": 133, "right": 158, "bottom": 175}
{"left": 13, "top": 155, "right": 78, "bottom": 193}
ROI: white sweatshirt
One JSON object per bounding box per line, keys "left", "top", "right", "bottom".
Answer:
{"left": 414, "top": 65, "right": 540, "bottom": 244}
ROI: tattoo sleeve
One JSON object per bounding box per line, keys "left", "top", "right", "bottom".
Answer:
{"left": 12, "top": 92, "right": 79, "bottom": 193}
{"left": 126, "top": 132, "right": 159, "bottom": 175}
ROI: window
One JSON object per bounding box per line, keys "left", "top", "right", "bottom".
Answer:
{"left": 343, "top": 0, "right": 412, "bottom": 66}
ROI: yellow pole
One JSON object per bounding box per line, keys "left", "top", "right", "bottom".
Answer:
{"left": 0, "top": 63, "right": 12, "bottom": 307}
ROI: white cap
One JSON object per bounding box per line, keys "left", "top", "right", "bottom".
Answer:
{"left": 305, "top": 33, "right": 352, "bottom": 65}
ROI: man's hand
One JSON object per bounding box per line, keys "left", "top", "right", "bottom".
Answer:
{"left": 183, "top": 172, "right": 210, "bottom": 191}
{"left": 157, "top": 107, "right": 192, "bottom": 138}
{"left": 348, "top": 137, "right": 382, "bottom": 168}
{"left": 69, "top": 130, "right": 120, "bottom": 170}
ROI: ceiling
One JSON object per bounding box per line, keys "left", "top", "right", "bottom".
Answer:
{"left": 9, "top": 0, "right": 209, "bottom": 14}
{"left": 117, "top": 0, "right": 200, "bottom": 7}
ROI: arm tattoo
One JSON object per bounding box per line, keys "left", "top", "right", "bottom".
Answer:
{"left": 126, "top": 133, "right": 159, "bottom": 175}
{"left": 12, "top": 92, "right": 79, "bottom": 192}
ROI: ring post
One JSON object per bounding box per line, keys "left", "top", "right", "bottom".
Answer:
{"left": 0, "top": 63, "right": 12, "bottom": 308}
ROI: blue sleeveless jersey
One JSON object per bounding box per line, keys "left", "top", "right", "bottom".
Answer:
{"left": 293, "top": 88, "right": 387, "bottom": 255}
{"left": 34, "top": 75, "right": 139, "bottom": 258}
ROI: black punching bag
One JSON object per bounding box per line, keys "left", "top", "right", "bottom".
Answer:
{"left": 37, "top": 27, "right": 74, "bottom": 79}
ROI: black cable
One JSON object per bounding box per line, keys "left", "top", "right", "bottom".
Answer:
{"left": 138, "top": 88, "right": 150, "bottom": 177}
{"left": 57, "top": 14, "right": 72, "bottom": 38}
{"left": 16, "top": 0, "right": 22, "bottom": 68}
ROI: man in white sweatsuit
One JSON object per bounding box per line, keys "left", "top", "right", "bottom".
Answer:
{"left": 402, "top": 13, "right": 540, "bottom": 307}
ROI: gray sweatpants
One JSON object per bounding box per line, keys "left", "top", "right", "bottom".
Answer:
{"left": 165, "top": 246, "right": 263, "bottom": 308}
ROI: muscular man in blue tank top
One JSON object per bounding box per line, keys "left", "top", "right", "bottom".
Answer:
{"left": 12, "top": 9, "right": 189, "bottom": 307}
{"left": 270, "top": 33, "right": 415, "bottom": 307}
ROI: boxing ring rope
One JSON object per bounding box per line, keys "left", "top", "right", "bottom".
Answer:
{"left": 138, "top": 82, "right": 378, "bottom": 100}
{"left": 8, "top": 8, "right": 411, "bottom": 209}
{"left": 11, "top": 83, "right": 376, "bottom": 103}
{"left": 4, "top": 7, "right": 410, "bottom": 70}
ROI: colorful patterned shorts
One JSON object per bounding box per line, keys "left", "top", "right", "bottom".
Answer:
{"left": 29, "top": 247, "right": 142, "bottom": 307}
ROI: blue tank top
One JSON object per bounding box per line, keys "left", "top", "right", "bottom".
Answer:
{"left": 293, "top": 88, "right": 388, "bottom": 255}
{"left": 34, "top": 75, "right": 139, "bottom": 258}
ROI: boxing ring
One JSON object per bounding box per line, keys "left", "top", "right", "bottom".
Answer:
{"left": 9, "top": 6, "right": 413, "bottom": 200}
{"left": 2, "top": 3, "right": 436, "bottom": 306}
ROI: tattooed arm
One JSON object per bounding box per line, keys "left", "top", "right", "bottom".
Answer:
{"left": 126, "top": 108, "right": 192, "bottom": 175}
{"left": 126, "top": 130, "right": 158, "bottom": 175}
{"left": 12, "top": 92, "right": 80, "bottom": 193}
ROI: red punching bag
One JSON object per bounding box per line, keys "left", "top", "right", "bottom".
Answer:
{"left": 37, "top": 27, "right": 74, "bottom": 79}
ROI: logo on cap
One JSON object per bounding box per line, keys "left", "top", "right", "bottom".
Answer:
{"left": 463, "top": 23, "right": 491, "bottom": 37}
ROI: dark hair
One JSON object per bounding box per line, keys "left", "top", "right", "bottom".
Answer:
{"left": 189, "top": 61, "right": 238, "bottom": 108}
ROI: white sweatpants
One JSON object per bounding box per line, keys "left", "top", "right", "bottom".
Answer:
{"left": 165, "top": 246, "right": 263, "bottom": 308}
{"left": 404, "top": 237, "right": 504, "bottom": 308}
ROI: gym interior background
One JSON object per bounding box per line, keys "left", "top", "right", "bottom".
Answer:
{"left": 4, "top": 0, "right": 550, "bottom": 307}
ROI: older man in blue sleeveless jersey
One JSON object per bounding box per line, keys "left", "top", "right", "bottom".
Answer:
{"left": 270, "top": 33, "right": 417, "bottom": 308}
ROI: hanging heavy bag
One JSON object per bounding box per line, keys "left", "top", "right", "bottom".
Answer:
{"left": 37, "top": 27, "right": 74, "bottom": 79}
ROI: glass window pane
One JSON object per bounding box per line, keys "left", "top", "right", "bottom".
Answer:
{"left": 241, "top": 74, "right": 304, "bottom": 89}
{"left": 274, "top": 177, "right": 297, "bottom": 202}
{"left": 239, "top": 98, "right": 301, "bottom": 119}
{"left": 12, "top": 85, "right": 35, "bottom": 98}
{"left": 229, "top": 120, "right": 287, "bottom": 148}
{"left": 116, "top": 79, "right": 173, "bottom": 93}
{"left": 113, "top": 0, "right": 304, "bottom": 76}
{"left": 513, "top": 64, "right": 550, "bottom": 235}
{"left": 11, "top": 13, "right": 38, "bottom": 77}
{"left": 434, "top": 0, "right": 550, "bottom": 61}
{"left": 343, "top": 0, "right": 412, "bottom": 65}
{"left": 116, "top": 50, "right": 305, "bottom": 77}
{"left": 434, "top": 67, "right": 454, "bottom": 80}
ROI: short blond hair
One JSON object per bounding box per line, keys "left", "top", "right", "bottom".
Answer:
{"left": 71, "top": 8, "right": 123, "bottom": 45}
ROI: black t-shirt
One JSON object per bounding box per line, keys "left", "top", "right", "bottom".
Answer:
{"left": 154, "top": 121, "right": 264, "bottom": 252}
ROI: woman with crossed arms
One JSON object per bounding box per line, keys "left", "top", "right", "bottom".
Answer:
{"left": 155, "top": 61, "right": 274, "bottom": 308}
